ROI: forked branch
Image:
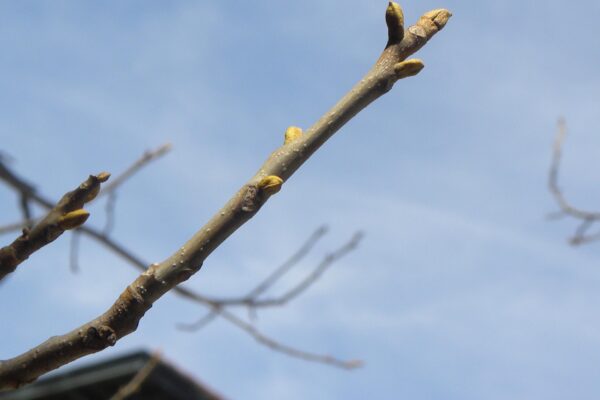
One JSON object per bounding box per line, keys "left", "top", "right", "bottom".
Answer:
{"left": 548, "top": 119, "right": 600, "bottom": 245}
{"left": 1, "top": 154, "right": 356, "bottom": 367}
{"left": 0, "top": 2, "right": 450, "bottom": 389}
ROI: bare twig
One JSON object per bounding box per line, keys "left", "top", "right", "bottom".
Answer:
{"left": 0, "top": 220, "right": 34, "bottom": 236}
{"left": 244, "top": 226, "right": 328, "bottom": 299}
{"left": 202, "top": 231, "right": 363, "bottom": 308}
{"left": 0, "top": 3, "right": 450, "bottom": 389}
{"left": 0, "top": 158, "right": 36, "bottom": 230}
{"left": 177, "top": 310, "right": 220, "bottom": 332}
{"left": 100, "top": 144, "right": 171, "bottom": 234}
{"left": 69, "top": 231, "right": 81, "bottom": 274}
{"left": 177, "top": 232, "right": 365, "bottom": 369}
{"left": 99, "top": 144, "right": 172, "bottom": 198}
{"left": 0, "top": 173, "right": 110, "bottom": 282}
{"left": 252, "top": 232, "right": 363, "bottom": 308}
{"left": 109, "top": 351, "right": 161, "bottom": 400}
{"left": 219, "top": 308, "right": 363, "bottom": 369}
{"left": 0, "top": 159, "right": 35, "bottom": 197}
{"left": 19, "top": 195, "right": 33, "bottom": 230}
{"left": 104, "top": 191, "right": 117, "bottom": 235}
{"left": 549, "top": 118, "right": 600, "bottom": 245}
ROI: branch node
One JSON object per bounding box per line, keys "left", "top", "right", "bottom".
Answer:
{"left": 81, "top": 325, "right": 117, "bottom": 350}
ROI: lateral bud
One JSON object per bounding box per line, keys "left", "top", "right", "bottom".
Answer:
{"left": 394, "top": 59, "right": 425, "bottom": 79}
{"left": 284, "top": 126, "right": 303, "bottom": 144}
{"left": 258, "top": 175, "right": 283, "bottom": 196}
{"left": 58, "top": 209, "right": 90, "bottom": 230}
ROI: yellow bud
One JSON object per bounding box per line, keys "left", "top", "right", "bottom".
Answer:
{"left": 96, "top": 172, "right": 111, "bottom": 182}
{"left": 284, "top": 126, "right": 303, "bottom": 144}
{"left": 385, "top": 2, "right": 404, "bottom": 44}
{"left": 83, "top": 173, "right": 111, "bottom": 203}
{"left": 394, "top": 59, "right": 425, "bottom": 79}
{"left": 258, "top": 175, "right": 283, "bottom": 196}
{"left": 58, "top": 209, "right": 90, "bottom": 230}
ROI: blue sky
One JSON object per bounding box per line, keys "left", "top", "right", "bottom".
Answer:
{"left": 2, "top": 1, "right": 600, "bottom": 399}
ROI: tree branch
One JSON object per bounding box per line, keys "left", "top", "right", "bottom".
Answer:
{"left": 177, "top": 232, "right": 364, "bottom": 369}
{"left": 1, "top": 162, "right": 349, "bottom": 368}
{"left": 548, "top": 118, "right": 600, "bottom": 245}
{"left": 0, "top": 173, "right": 110, "bottom": 282}
{"left": 243, "top": 225, "right": 328, "bottom": 300}
{"left": 198, "top": 231, "right": 363, "bottom": 308}
{"left": 0, "top": 2, "right": 450, "bottom": 389}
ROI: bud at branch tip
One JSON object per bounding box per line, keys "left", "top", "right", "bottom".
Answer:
{"left": 97, "top": 172, "right": 111, "bottom": 182}
{"left": 386, "top": 2, "right": 404, "bottom": 45}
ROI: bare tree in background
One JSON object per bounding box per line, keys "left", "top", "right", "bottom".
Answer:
{"left": 549, "top": 118, "right": 600, "bottom": 245}
{"left": 0, "top": 2, "right": 451, "bottom": 390}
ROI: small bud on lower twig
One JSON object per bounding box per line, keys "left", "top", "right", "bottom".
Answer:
{"left": 258, "top": 176, "right": 283, "bottom": 196}
{"left": 58, "top": 209, "right": 90, "bottom": 230}
{"left": 284, "top": 126, "right": 303, "bottom": 145}
{"left": 394, "top": 59, "right": 425, "bottom": 79}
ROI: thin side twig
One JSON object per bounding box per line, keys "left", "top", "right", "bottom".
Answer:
{"left": 109, "top": 351, "right": 161, "bottom": 400}
{"left": 244, "top": 225, "right": 328, "bottom": 299}
{"left": 177, "top": 310, "right": 220, "bottom": 332}
{"left": 0, "top": 3, "right": 450, "bottom": 388}
{"left": 219, "top": 308, "right": 363, "bottom": 369}
{"left": 251, "top": 232, "right": 363, "bottom": 308}
{"left": 19, "top": 194, "right": 33, "bottom": 230}
{"left": 548, "top": 118, "right": 600, "bottom": 245}
{"left": 99, "top": 143, "right": 172, "bottom": 198}
{"left": 69, "top": 231, "right": 81, "bottom": 274}
{"left": 201, "top": 231, "right": 363, "bottom": 308}
{"left": 0, "top": 220, "right": 35, "bottom": 236}
{"left": 99, "top": 143, "right": 171, "bottom": 234}
{"left": 0, "top": 172, "right": 110, "bottom": 282}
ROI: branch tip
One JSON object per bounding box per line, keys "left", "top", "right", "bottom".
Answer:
{"left": 97, "top": 172, "right": 111, "bottom": 183}
{"left": 386, "top": 2, "right": 404, "bottom": 45}
{"left": 284, "top": 126, "right": 303, "bottom": 145}
{"left": 419, "top": 9, "right": 452, "bottom": 32}
{"left": 346, "top": 359, "right": 364, "bottom": 369}
{"left": 394, "top": 59, "right": 425, "bottom": 79}
{"left": 83, "top": 172, "right": 111, "bottom": 203}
